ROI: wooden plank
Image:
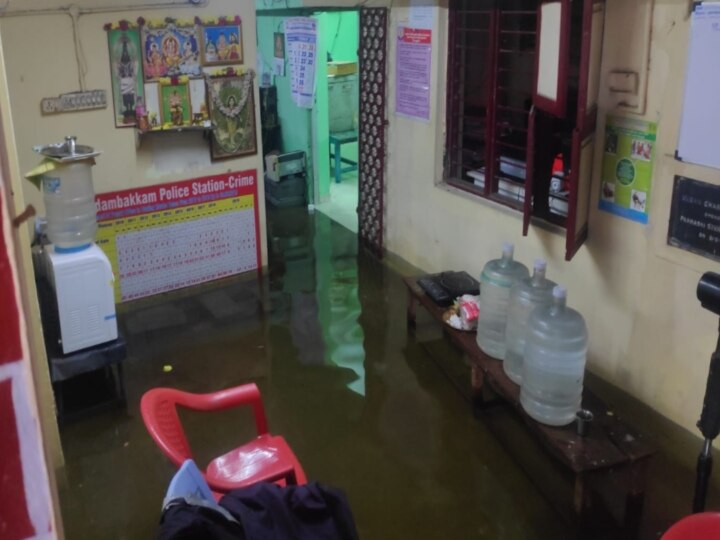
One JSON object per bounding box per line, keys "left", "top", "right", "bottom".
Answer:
{"left": 403, "top": 276, "right": 656, "bottom": 475}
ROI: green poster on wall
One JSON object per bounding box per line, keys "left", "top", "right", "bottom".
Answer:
{"left": 598, "top": 115, "right": 657, "bottom": 224}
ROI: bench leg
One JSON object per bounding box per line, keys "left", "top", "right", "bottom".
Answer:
{"left": 623, "top": 459, "right": 649, "bottom": 527}
{"left": 471, "top": 364, "right": 486, "bottom": 415}
{"left": 573, "top": 474, "right": 593, "bottom": 516}
{"left": 407, "top": 294, "right": 417, "bottom": 333}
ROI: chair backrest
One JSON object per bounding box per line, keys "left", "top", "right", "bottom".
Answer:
{"left": 140, "top": 384, "right": 270, "bottom": 467}
{"left": 141, "top": 388, "right": 194, "bottom": 467}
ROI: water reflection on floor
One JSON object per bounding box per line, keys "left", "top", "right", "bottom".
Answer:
{"left": 56, "top": 208, "right": 706, "bottom": 539}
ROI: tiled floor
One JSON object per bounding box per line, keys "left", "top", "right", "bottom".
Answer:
{"left": 316, "top": 172, "right": 358, "bottom": 233}
{"left": 56, "top": 207, "right": 717, "bottom": 539}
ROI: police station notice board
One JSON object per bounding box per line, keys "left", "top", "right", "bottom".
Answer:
{"left": 95, "top": 170, "right": 260, "bottom": 303}
{"left": 395, "top": 26, "right": 432, "bottom": 122}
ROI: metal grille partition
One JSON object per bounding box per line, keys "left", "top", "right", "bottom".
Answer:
{"left": 358, "top": 7, "right": 388, "bottom": 257}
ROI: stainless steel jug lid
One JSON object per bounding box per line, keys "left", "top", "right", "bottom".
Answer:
{"left": 34, "top": 136, "right": 101, "bottom": 162}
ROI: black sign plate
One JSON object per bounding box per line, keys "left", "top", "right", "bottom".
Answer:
{"left": 669, "top": 176, "right": 720, "bottom": 262}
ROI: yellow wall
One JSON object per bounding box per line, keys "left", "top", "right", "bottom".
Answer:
{"left": 0, "top": 0, "right": 267, "bottom": 267}
{"left": 383, "top": 0, "right": 720, "bottom": 434}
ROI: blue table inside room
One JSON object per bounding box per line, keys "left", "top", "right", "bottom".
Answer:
{"left": 329, "top": 130, "right": 358, "bottom": 184}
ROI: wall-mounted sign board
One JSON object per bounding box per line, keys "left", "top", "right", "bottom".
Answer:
{"left": 676, "top": 3, "right": 720, "bottom": 170}
{"left": 40, "top": 90, "right": 107, "bottom": 115}
{"left": 668, "top": 176, "right": 720, "bottom": 262}
{"left": 95, "top": 170, "right": 260, "bottom": 303}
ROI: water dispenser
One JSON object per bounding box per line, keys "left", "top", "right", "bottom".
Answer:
{"left": 27, "top": 136, "right": 117, "bottom": 354}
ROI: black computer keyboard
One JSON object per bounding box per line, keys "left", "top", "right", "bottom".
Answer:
{"left": 417, "top": 277, "right": 453, "bottom": 307}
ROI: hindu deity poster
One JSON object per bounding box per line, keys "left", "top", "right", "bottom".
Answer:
{"left": 141, "top": 21, "right": 201, "bottom": 81}
{"left": 106, "top": 26, "right": 144, "bottom": 127}
{"left": 206, "top": 71, "right": 257, "bottom": 160}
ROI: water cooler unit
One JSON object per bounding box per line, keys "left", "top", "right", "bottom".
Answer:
{"left": 43, "top": 244, "right": 117, "bottom": 354}
{"left": 28, "top": 136, "right": 117, "bottom": 354}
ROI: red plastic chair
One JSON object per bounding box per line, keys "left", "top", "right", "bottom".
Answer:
{"left": 662, "top": 512, "right": 720, "bottom": 539}
{"left": 141, "top": 383, "right": 306, "bottom": 493}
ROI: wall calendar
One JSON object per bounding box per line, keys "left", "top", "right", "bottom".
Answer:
{"left": 95, "top": 170, "right": 259, "bottom": 302}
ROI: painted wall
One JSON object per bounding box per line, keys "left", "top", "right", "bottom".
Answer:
{"left": 324, "top": 11, "right": 358, "bottom": 63}
{"left": 0, "top": 0, "right": 267, "bottom": 268}
{"left": 382, "top": 0, "right": 720, "bottom": 435}
{"left": 312, "top": 13, "right": 330, "bottom": 202}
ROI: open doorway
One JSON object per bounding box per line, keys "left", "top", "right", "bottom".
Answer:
{"left": 256, "top": 10, "right": 359, "bottom": 233}
{"left": 312, "top": 10, "right": 360, "bottom": 234}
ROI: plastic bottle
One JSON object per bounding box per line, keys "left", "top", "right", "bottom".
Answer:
{"left": 476, "top": 242, "right": 529, "bottom": 359}
{"left": 42, "top": 161, "right": 97, "bottom": 250}
{"left": 504, "top": 259, "right": 557, "bottom": 384}
{"left": 520, "top": 286, "right": 588, "bottom": 426}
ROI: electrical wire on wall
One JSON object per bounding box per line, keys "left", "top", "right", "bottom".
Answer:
{"left": 0, "top": 0, "right": 209, "bottom": 91}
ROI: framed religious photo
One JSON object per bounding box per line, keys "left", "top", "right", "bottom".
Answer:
{"left": 140, "top": 20, "right": 201, "bottom": 82}
{"left": 272, "top": 32, "right": 285, "bottom": 76}
{"left": 206, "top": 72, "right": 257, "bottom": 160}
{"left": 274, "top": 32, "right": 285, "bottom": 59}
{"left": 106, "top": 25, "right": 144, "bottom": 127}
{"left": 200, "top": 20, "right": 243, "bottom": 66}
{"left": 158, "top": 81, "right": 192, "bottom": 127}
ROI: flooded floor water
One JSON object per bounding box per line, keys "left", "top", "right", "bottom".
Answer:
{"left": 57, "top": 208, "right": 715, "bottom": 539}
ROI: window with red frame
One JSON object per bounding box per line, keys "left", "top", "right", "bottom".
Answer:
{"left": 444, "top": 0, "right": 606, "bottom": 261}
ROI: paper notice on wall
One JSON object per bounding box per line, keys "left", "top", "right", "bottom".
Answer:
{"left": 395, "top": 26, "right": 432, "bottom": 122}
{"left": 285, "top": 18, "right": 317, "bottom": 109}
{"left": 409, "top": 0, "right": 434, "bottom": 30}
{"left": 273, "top": 57, "right": 285, "bottom": 77}
{"left": 95, "top": 171, "right": 260, "bottom": 303}
{"left": 598, "top": 115, "right": 656, "bottom": 224}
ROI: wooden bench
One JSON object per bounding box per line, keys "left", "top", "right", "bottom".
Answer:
{"left": 404, "top": 275, "right": 656, "bottom": 525}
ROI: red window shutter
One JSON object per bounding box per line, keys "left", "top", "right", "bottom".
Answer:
{"left": 523, "top": 107, "right": 537, "bottom": 236}
{"left": 533, "top": 0, "right": 571, "bottom": 118}
{"left": 565, "top": 0, "right": 606, "bottom": 260}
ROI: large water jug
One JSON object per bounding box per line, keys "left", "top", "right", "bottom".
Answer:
{"left": 520, "top": 286, "right": 588, "bottom": 426}
{"left": 37, "top": 137, "right": 98, "bottom": 250}
{"left": 504, "top": 259, "right": 557, "bottom": 384}
{"left": 476, "top": 243, "right": 529, "bottom": 359}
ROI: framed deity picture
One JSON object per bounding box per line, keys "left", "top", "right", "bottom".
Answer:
{"left": 273, "top": 32, "right": 285, "bottom": 76}
{"left": 187, "top": 78, "right": 210, "bottom": 125}
{"left": 200, "top": 22, "right": 243, "bottom": 65}
{"left": 141, "top": 22, "right": 201, "bottom": 81}
{"left": 206, "top": 72, "right": 257, "bottom": 160}
{"left": 106, "top": 27, "right": 144, "bottom": 127}
{"left": 158, "top": 81, "right": 192, "bottom": 127}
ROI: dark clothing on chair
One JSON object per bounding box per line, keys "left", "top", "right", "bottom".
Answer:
{"left": 159, "top": 482, "right": 359, "bottom": 540}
